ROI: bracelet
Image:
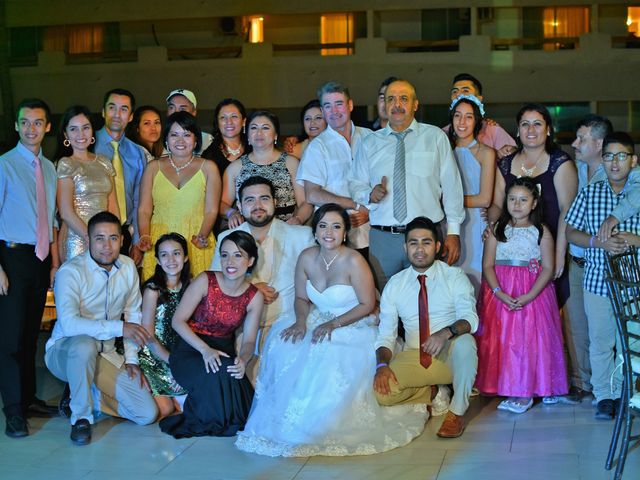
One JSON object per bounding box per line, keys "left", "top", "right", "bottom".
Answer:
{"left": 376, "top": 362, "right": 388, "bottom": 370}
{"left": 226, "top": 209, "right": 237, "bottom": 219}
{"left": 355, "top": 203, "right": 361, "bottom": 211}
{"left": 139, "top": 234, "right": 151, "bottom": 242}
{"left": 589, "top": 235, "right": 596, "bottom": 248}
{"left": 492, "top": 286, "right": 501, "bottom": 295}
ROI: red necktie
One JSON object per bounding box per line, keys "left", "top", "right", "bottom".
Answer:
{"left": 418, "top": 274, "right": 431, "bottom": 368}
{"left": 34, "top": 155, "right": 49, "bottom": 261}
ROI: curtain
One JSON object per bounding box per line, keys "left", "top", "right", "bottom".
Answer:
{"left": 320, "top": 13, "right": 353, "bottom": 56}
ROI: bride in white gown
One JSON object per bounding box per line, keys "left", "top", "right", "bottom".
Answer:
{"left": 236, "top": 204, "right": 427, "bottom": 457}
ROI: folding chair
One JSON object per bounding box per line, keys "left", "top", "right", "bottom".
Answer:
{"left": 604, "top": 247, "right": 640, "bottom": 480}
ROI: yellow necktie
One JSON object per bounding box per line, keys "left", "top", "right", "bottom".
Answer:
{"left": 110, "top": 141, "right": 127, "bottom": 223}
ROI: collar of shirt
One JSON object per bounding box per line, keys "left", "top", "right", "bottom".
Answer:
{"left": 381, "top": 118, "right": 418, "bottom": 137}
{"left": 85, "top": 251, "right": 122, "bottom": 278}
{"left": 16, "top": 141, "right": 44, "bottom": 162}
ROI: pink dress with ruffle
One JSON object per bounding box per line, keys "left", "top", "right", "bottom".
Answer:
{"left": 475, "top": 225, "right": 568, "bottom": 397}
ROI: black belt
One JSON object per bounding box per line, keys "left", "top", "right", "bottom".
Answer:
{"left": 371, "top": 225, "right": 406, "bottom": 234}
{"left": 571, "top": 255, "right": 585, "bottom": 268}
{"left": 0, "top": 240, "right": 35, "bottom": 252}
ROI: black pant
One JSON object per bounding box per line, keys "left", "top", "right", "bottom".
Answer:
{"left": 0, "top": 243, "right": 50, "bottom": 417}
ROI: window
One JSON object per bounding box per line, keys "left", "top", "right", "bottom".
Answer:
{"left": 247, "top": 16, "right": 264, "bottom": 43}
{"left": 523, "top": 6, "right": 589, "bottom": 50}
{"left": 320, "top": 13, "right": 353, "bottom": 55}
{"left": 628, "top": 7, "right": 640, "bottom": 36}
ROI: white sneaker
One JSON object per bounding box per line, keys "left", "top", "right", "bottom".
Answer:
{"left": 431, "top": 385, "right": 451, "bottom": 417}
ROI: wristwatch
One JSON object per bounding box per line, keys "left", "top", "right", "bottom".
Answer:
{"left": 447, "top": 324, "right": 459, "bottom": 339}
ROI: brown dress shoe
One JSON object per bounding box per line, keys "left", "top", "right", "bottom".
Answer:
{"left": 436, "top": 411, "right": 465, "bottom": 438}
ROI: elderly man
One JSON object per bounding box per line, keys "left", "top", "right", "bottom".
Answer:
{"left": 349, "top": 79, "right": 465, "bottom": 289}
{"left": 46, "top": 212, "right": 157, "bottom": 445}
{"left": 374, "top": 216, "right": 478, "bottom": 438}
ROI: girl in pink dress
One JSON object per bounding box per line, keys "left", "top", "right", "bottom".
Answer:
{"left": 475, "top": 177, "right": 568, "bottom": 413}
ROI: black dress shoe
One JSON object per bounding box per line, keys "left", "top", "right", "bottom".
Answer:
{"left": 26, "top": 397, "right": 58, "bottom": 417}
{"left": 595, "top": 399, "right": 616, "bottom": 420}
{"left": 59, "top": 384, "right": 71, "bottom": 418}
{"left": 5, "top": 415, "right": 28, "bottom": 438}
{"left": 70, "top": 419, "right": 92, "bottom": 446}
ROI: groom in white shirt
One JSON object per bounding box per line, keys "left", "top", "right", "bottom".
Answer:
{"left": 373, "top": 216, "right": 478, "bottom": 438}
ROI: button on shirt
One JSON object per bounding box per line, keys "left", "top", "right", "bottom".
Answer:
{"left": 0, "top": 143, "right": 57, "bottom": 244}
{"left": 297, "top": 122, "right": 372, "bottom": 248}
{"left": 376, "top": 261, "right": 479, "bottom": 352}
{"left": 349, "top": 119, "right": 465, "bottom": 235}
{"left": 46, "top": 251, "right": 143, "bottom": 367}
{"left": 565, "top": 179, "right": 640, "bottom": 297}
{"left": 94, "top": 128, "right": 146, "bottom": 241}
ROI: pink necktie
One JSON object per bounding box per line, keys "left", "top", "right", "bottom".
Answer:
{"left": 34, "top": 155, "right": 49, "bottom": 261}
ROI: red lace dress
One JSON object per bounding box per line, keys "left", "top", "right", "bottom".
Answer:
{"left": 160, "top": 272, "right": 257, "bottom": 438}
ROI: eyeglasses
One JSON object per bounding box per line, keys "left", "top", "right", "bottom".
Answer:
{"left": 602, "top": 152, "right": 633, "bottom": 163}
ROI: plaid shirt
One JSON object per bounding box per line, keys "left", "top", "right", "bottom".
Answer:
{"left": 565, "top": 179, "right": 640, "bottom": 296}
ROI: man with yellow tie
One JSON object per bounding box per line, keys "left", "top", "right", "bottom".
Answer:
{"left": 95, "top": 88, "right": 146, "bottom": 264}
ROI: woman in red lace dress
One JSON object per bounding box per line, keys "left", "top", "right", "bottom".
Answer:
{"left": 159, "top": 231, "right": 263, "bottom": 438}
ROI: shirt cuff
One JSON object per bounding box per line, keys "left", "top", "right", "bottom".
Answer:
{"left": 446, "top": 223, "right": 461, "bottom": 236}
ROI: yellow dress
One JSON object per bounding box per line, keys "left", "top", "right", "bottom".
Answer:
{"left": 142, "top": 167, "right": 215, "bottom": 281}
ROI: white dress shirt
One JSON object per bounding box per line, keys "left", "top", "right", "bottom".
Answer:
{"left": 376, "top": 260, "right": 479, "bottom": 352}
{"left": 297, "top": 122, "right": 372, "bottom": 248}
{"left": 349, "top": 119, "right": 465, "bottom": 235}
{"left": 46, "top": 251, "right": 143, "bottom": 367}
{"left": 211, "top": 219, "right": 315, "bottom": 327}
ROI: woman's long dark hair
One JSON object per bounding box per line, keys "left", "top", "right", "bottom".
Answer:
{"left": 494, "top": 177, "right": 544, "bottom": 244}
{"left": 127, "top": 105, "right": 164, "bottom": 159}
{"left": 142, "top": 232, "right": 192, "bottom": 303}
{"left": 447, "top": 97, "right": 483, "bottom": 149}
{"left": 55, "top": 105, "right": 95, "bottom": 161}
{"left": 298, "top": 99, "right": 322, "bottom": 141}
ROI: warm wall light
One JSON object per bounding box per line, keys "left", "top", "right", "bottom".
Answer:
{"left": 249, "top": 17, "right": 264, "bottom": 43}
{"left": 628, "top": 7, "right": 640, "bottom": 35}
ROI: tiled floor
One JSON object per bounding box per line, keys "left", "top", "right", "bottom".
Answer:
{"left": 1, "top": 338, "right": 638, "bottom": 480}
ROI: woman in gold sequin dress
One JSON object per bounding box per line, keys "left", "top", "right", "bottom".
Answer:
{"left": 56, "top": 105, "right": 120, "bottom": 263}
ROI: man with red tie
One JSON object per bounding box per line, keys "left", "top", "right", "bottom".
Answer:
{"left": 373, "top": 216, "right": 478, "bottom": 438}
{"left": 0, "top": 99, "right": 60, "bottom": 437}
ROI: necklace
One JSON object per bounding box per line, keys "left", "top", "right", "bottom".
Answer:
{"left": 520, "top": 152, "right": 546, "bottom": 177}
{"left": 321, "top": 251, "right": 340, "bottom": 271}
{"left": 169, "top": 155, "right": 195, "bottom": 175}
{"left": 224, "top": 142, "right": 242, "bottom": 157}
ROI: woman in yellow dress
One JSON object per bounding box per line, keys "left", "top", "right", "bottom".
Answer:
{"left": 138, "top": 111, "right": 221, "bottom": 280}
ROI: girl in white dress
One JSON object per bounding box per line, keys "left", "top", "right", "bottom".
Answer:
{"left": 236, "top": 204, "right": 427, "bottom": 457}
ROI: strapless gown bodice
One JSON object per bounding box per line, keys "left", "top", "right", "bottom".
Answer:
{"left": 305, "top": 281, "right": 359, "bottom": 318}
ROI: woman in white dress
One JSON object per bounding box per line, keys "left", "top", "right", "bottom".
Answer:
{"left": 447, "top": 94, "right": 496, "bottom": 291}
{"left": 236, "top": 204, "right": 427, "bottom": 457}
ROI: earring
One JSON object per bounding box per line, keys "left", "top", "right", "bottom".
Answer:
{"left": 274, "top": 138, "right": 278, "bottom": 145}
{"left": 63, "top": 139, "right": 70, "bottom": 147}
{"left": 90, "top": 137, "right": 95, "bottom": 145}
{"left": 547, "top": 131, "right": 550, "bottom": 137}
{"left": 242, "top": 124, "right": 246, "bottom": 134}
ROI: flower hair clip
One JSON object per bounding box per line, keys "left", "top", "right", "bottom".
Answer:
{"left": 450, "top": 94, "right": 485, "bottom": 117}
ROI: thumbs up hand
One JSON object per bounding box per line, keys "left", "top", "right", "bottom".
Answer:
{"left": 369, "top": 176, "right": 388, "bottom": 204}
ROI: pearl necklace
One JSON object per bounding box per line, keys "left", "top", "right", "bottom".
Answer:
{"left": 169, "top": 155, "right": 195, "bottom": 175}
{"left": 225, "top": 143, "right": 242, "bottom": 157}
{"left": 321, "top": 251, "right": 340, "bottom": 271}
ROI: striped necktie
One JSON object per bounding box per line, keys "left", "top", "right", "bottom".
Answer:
{"left": 33, "top": 155, "right": 49, "bottom": 261}
{"left": 392, "top": 130, "right": 410, "bottom": 223}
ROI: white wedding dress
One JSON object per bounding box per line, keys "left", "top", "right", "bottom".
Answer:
{"left": 235, "top": 281, "right": 428, "bottom": 457}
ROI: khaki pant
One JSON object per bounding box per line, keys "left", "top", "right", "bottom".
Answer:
{"left": 45, "top": 335, "right": 158, "bottom": 425}
{"left": 376, "top": 334, "right": 477, "bottom": 416}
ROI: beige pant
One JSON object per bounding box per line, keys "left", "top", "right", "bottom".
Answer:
{"left": 45, "top": 335, "right": 158, "bottom": 425}
{"left": 376, "top": 334, "right": 477, "bottom": 416}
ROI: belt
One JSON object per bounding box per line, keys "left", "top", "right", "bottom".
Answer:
{"left": 571, "top": 255, "right": 586, "bottom": 268}
{"left": 371, "top": 225, "right": 406, "bottom": 234}
{"left": 0, "top": 240, "right": 35, "bottom": 252}
{"left": 495, "top": 259, "right": 532, "bottom": 267}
